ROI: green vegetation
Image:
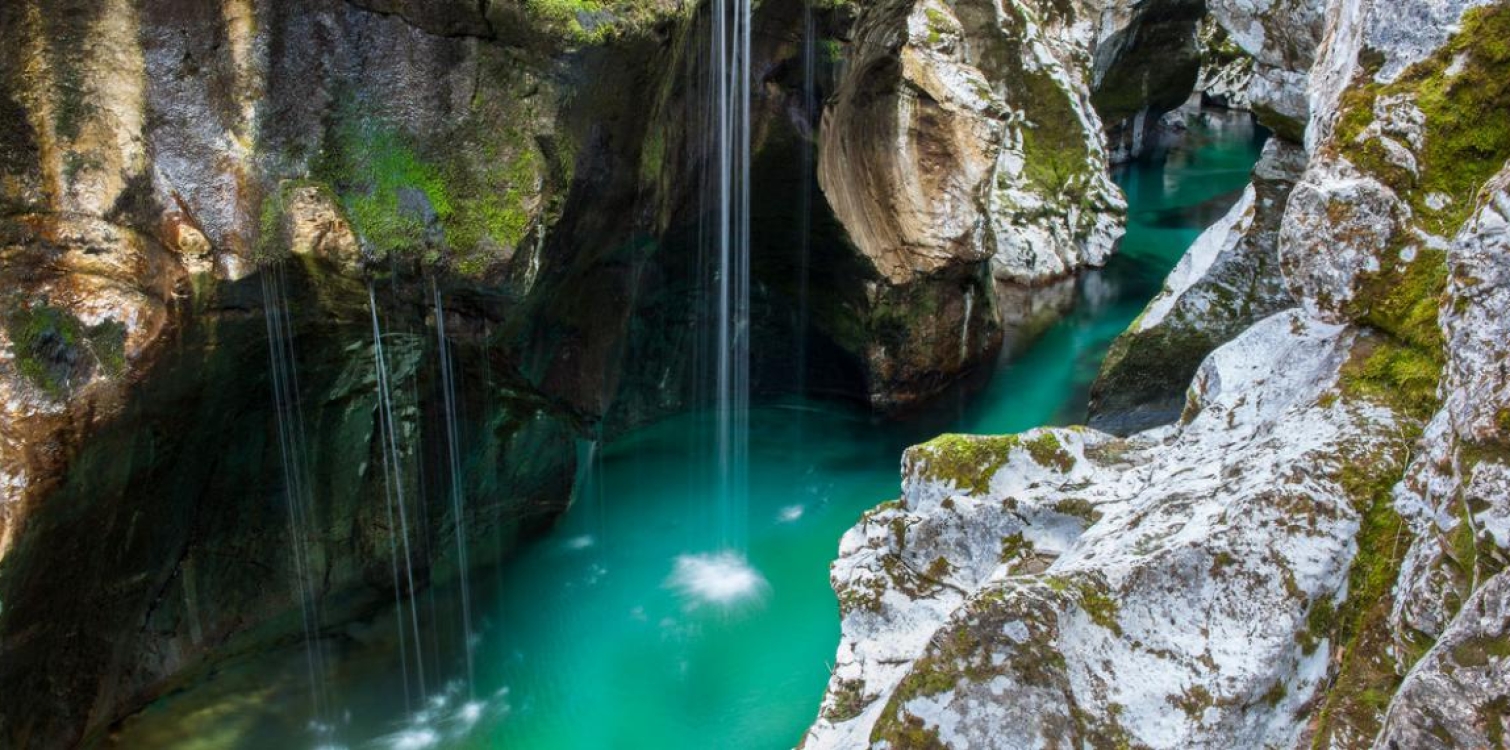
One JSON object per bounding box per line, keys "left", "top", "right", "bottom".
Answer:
{"left": 1306, "top": 447, "right": 1415, "bottom": 747}
{"left": 914, "top": 434, "right": 1019, "bottom": 494}
{"left": 523, "top": 0, "right": 682, "bottom": 44}
{"left": 5, "top": 303, "right": 127, "bottom": 398}
{"left": 315, "top": 110, "right": 453, "bottom": 261}
{"left": 1327, "top": 5, "right": 1510, "bottom": 416}
{"left": 1332, "top": 5, "right": 1510, "bottom": 236}
{"left": 1339, "top": 334, "right": 1443, "bottom": 422}
{"left": 1025, "top": 431, "right": 1075, "bottom": 472}
{"left": 1018, "top": 69, "right": 1092, "bottom": 197}
{"left": 309, "top": 86, "right": 551, "bottom": 276}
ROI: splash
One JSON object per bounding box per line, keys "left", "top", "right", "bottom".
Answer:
{"left": 666, "top": 552, "right": 769, "bottom": 608}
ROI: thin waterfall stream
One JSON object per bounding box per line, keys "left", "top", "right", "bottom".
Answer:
{"left": 369, "top": 282, "right": 429, "bottom": 708}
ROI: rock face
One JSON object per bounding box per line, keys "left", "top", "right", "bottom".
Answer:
{"left": 817, "top": 0, "right": 1128, "bottom": 407}
{"left": 1086, "top": 0, "right": 1207, "bottom": 163}
{"left": 822, "top": 0, "right": 1126, "bottom": 287}
{"left": 1088, "top": 138, "right": 1304, "bottom": 434}
{"left": 0, "top": 265, "right": 580, "bottom": 748}
{"left": 805, "top": 311, "right": 1414, "bottom": 748}
{"left": 808, "top": 0, "right": 1510, "bottom": 747}
{"left": 0, "top": 1, "right": 627, "bottom": 744}
{"left": 1207, "top": 0, "right": 1326, "bottom": 139}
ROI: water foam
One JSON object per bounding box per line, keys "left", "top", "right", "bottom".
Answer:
{"left": 666, "top": 552, "right": 770, "bottom": 608}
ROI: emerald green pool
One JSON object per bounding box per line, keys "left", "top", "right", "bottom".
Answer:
{"left": 112, "top": 114, "right": 1264, "bottom": 750}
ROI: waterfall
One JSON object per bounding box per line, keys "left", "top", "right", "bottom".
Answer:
{"left": 368, "top": 283, "right": 428, "bottom": 706}
{"left": 796, "top": 0, "right": 818, "bottom": 398}
{"left": 259, "top": 264, "right": 333, "bottom": 734}
{"left": 431, "top": 281, "right": 475, "bottom": 696}
{"left": 961, "top": 286, "right": 974, "bottom": 363}
{"left": 709, "top": 0, "right": 753, "bottom": 551}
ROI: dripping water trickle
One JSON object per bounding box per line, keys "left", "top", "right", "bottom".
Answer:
{"left": 368, "top": 282, "right": 428, "bottom": 706}
{"left": 710, "top": 0, "right": 753, "bottom": 552}
{"left": 260, "top": 263, "right": 334, "bottom": 740}
{"left": 431, "top": 280, "right": 476, "bottom": 696}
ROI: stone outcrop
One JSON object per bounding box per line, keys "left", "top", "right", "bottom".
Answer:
{"left": 1087, "top": 138, "right": 1303, "bottom": 434}
{"left": 817, "top": 0, "right": 1128, "bottom": 407}
{"left": 808, "top": 1, "right": 1510, "bottom": 747}
{"left": 822, "top": 0, "right": 1126, "bottom": 287}
{"left": 1207, "top": 0, "right": 1327, "bottom": 140}
{"left": 1086, "top": 0, "right": 1208, "bottom": 162}
{"left": 804, "top": 311, "right": 1415, "bottom": 748}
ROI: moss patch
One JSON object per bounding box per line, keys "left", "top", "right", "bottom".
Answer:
{"left": 1332, "top": 5, "right": 1510, "bottom": 236}
{"left": 314, "top": 108, "right": 452, "bottom": 262}
{"left": 1025, "top": 432, "right": 1075, "bottom": 473}
{"left": 913, "top": 434, "right": 1020, "bottom": 494}
{"left": 1308, "top": 445, "right": 1416, "bottom": 747}
{"left": 5, "top": 303, "right": 126, "bottom": 398}
{"left": 1338, "top": 333, "right": 1443, "bottom": 423}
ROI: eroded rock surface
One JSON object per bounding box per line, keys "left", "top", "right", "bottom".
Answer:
{"left": 809, "top": 1, "right": 1510, "bottom": 747}
{"left": 1088, "top": 138, "right": 1303, "bottom": 434}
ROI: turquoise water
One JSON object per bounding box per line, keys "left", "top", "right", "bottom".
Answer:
{"left": 110, "top": 114, "right": 1263, "bottom": 749}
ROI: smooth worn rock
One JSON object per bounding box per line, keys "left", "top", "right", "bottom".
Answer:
{"left": 820, "top": 0, "right": 1125, "bottom": 288}
{"left": 804, "top": 311, "right": 1414, "bottom": 749}
{"left": 1089, "top": 138, "right": 1303, "bottom": 434}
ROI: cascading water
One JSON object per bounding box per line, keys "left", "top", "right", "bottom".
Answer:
{"left": 259, "top": 263, "right": 333, "bottom": 736}
{"left": 368, "top": 283, "right": 428, "bottom": 708}
{"left": 710, "top": 0, "right": 753, "bottom": 551}
{"left": 796, "top": 0, "right": 818, "bottom": 398}
{"left": 431, "top": 281, "right": 476, "bottom": 696}
{"left": 670, "top": 0, "right": 765, "bottom": 608}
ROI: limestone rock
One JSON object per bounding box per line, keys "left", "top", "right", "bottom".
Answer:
{"left": 282, "top": 183, "right": 362, "bottom": 271}
{"left": 1206, "top": 0, "right": 1326, "bottom": 139}
{"left": 1089, "top": 138, "right": 1303, "bottom": 434}
{"left": 819, "top": 0, "right": 1125, "bottom": 288}
{"left": 803, "top": 311, "right": 1414, "bottom": 748}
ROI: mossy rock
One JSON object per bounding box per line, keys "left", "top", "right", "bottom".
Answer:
{"left": 4, "top": 303, "right": 126, "bottom": 398}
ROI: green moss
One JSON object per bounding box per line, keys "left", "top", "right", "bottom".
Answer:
{"left": 925, "top": 556, "right": 953, "bottom": 581}
{"left": 522, "top": 0, "right": 677, "bottom": 44}
{"left": 1308, "top": 452, "right": 1415, "bottom": 748}
{"left": 870, "top": 711, "right": 945, "bottom": 749}
{"left": 1172, "top": 685, "right": 1215, "bottom": 720}
{"left": 824, "top": 678, "right": 869, "bottom": 722}
{"left": 1323, "top": 6, "right": 1510, "bottom": 414}
{"left": 1074, "top": 579, "right": 1121, "bottom": 635}
{"left": 315, "top": 109, "right": 452, "bottom": 261}
{"left": 1051, "top": 497, "right": 1102, "bottom": 523}
{"left": 999, "top": 532, "right": 1032, "bottom": 564}
{"left": 1332, "top": 5, "right": 1510, "bottom": 237}
{"left": 914, "top": 434, "right": 1019, "bottom": 495}
{"left": 1017, "top": 69, "right": 1092, "bottom": 198}
{"left": 5, "top": 303, "right": 126, "bottom": 397}
{"left": 1260, "top": 681, "right": 1287, "bottom": 708}
{"left": 1339, "top": 334, "right": 1443, "bottom": 423}
{"left": 1299, "top": 596, "right": 1337, "bottom": 655}
{"left": 1025, "top": 432, "right": 1075, "bottom": 472}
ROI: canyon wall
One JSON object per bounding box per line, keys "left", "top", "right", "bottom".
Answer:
{"left": 806, "top": 1, "right": 1510, "bottom": 747}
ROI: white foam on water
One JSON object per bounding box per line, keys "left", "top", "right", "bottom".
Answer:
{"left": 777, "top": 505, "right": 805, "bottom": 522}
{"left": 666, "top": 552, "right": 770, "bottom": 608}
{"left": 382, "top": 727, "right": 440, "bottom": 750}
